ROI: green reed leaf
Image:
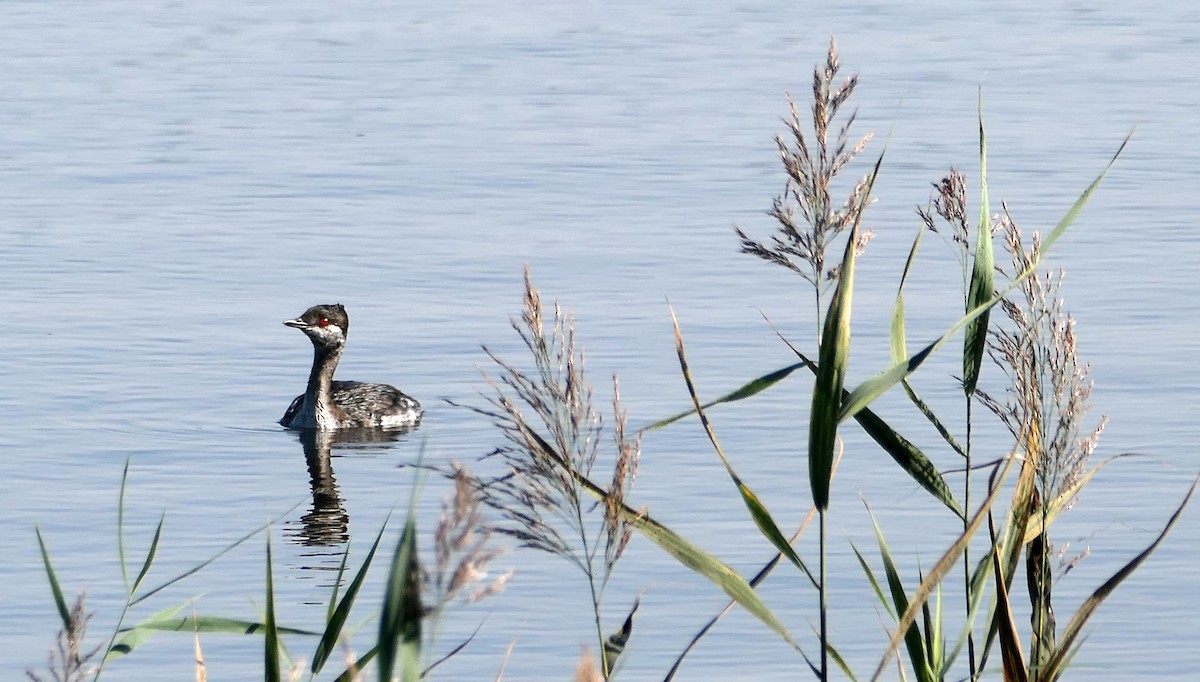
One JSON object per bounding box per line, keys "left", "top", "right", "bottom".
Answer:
{"left": 105, "top": 602, "right": 187, "bottom": 661}
{"left": 891, "top": 223, "right": 926, "bottom": 364}
{"left": 34, "top": 525, "right": 71, "bottom": 631}
{"left": 312, "top": 517, "right": 392, "bottom": 674}
{"left": 377, "top": 516, "right": 422, "bottom": 682}
{"left": 670, "top": 309, "right": 816, "bottom": 586}
{"left": 963, "top": 95, "right": 993, "bottom": 396}
{"left": 264, "top": 534, "right": 280, "bottom": 682}
{"left": 121, "top": 615, "right": 318, "bottom": 636}
{"left": 641, "top": 361, "right": 809, "bottom": 431}
{"left": 809, "top": 235, "right": 854, "bottom": 511}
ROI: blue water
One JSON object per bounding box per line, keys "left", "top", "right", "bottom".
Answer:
{"left": 3, "top": 1, "right": 1198, "bottom": 679}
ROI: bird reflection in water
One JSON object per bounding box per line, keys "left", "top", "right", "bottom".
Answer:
{"left": 284, "top": 424, "right": 418, "bottom": 550}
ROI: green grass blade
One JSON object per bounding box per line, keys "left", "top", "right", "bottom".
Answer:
{"left": 377, "top": 516, "right": 422, "bottom": 682}
{"left": 1040, "top": 473, "right": 1198, "bottom": 679}
{"left": 130, "top": 513, "right": 164, "bottom": 596}
{"left": 325, "top": 547, "right": 350, "bottom": 623}
{"left": 962, "top": 95, "right": 993, "bottom": 396}
{"left": 34, "top": 525, "right": 71, "bottom": 630}
{"left": 809, "top": 233, "right": 855, "bottom": 510}
{"left": 670, "top": 309, "right": 816, "bottom": 586}
{"left": 1039, "top": 130, "right": 1133, "bottom": 254}
{"left": 752, "top": 336, "right": 961, "bottom": 515}
{"left": 118, "top": 459, "right": 132, "bottom": 593}
{"left": 640, "top": 361, "right": 809, "bottom": 432}
{"left": 810, "top": 151, "right": 882, "bottom": 510}
{"left": 265, "top": 534, "right": 280, "bottom": 682}
{"left": 891, "top": 223, "right": 926, "bottom": 364}
{"left": 901, "top": 380, "right": 966, "bottom": 458}
{"left": 312, "top": 517, "right": 392, "bottom": 674}
{"left": 131, "top": 501, "right": 302, "bottom": 607}
{"left": 853, "top": 407, "right": 962, "bottom": 517}
{"left": 851, "top": 541, "right": 894, "bottom": 618}
{"left": 105, "top": 602, "right": 187, "bottom": 662}
{"left": 120, "top": 616, "right": 318, "bottom": 636}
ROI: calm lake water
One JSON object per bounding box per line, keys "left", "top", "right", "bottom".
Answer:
{"left": 3, "top": 1, "right": 1198, "bottom": 679}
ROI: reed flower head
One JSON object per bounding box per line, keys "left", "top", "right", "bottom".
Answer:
{"left": 26, "top": 593, "right": 100, "bottom": 682}
{"left": 454, "top": 267, "right": 641, "bottom": 583}
{"left": 977, "top": 209, "right": 1105, "bottom": 509}
{"left": 735, "top": 38, "right": 874, "bottom": 297}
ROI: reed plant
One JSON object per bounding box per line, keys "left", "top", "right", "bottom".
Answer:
{"left": 28, "top": 38, "right": 1198, "bottom": 682}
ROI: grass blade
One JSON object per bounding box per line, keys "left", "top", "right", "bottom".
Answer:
{"left": 131, "top": 513, "right": 165, "bottom": 596}
{"left": 105, "top": 602, "right": 187, "bottom": 661}
{"left": 891, "top": 223, "right": 926, "bottom": 364}
{"left": 963, "top": 94, "right": 993, "bottom": 396}
{"left": 809, "top": 219, "right": 857, "bottom": 510}
{"left": 640, "top": 361, "right": 809, "bottom": 432}
{"left": 377, "top": 515, "right": 422, "bottom": 682}
{"left": 122, "top": 616, "right": 319, "bottom": 636}
{"left": 312, "top": 517, "right": 392, "bottom": 674}
{"left": 670, "top": 308, "right": 816, "bottom": 586}
{"left": 265, "top": 534, "right": 280, "bottom": 682}
{"left": 34, "top": 525, "right": 71, "bottom": 630}
{"left": 132, "top": 501, "right": 302, "bottom": 607}
{"left": 987, "top": 510, "right": 1028, "bottom": 682}
{"left": 118, "top": 459, "right": 132, "bottom": 593}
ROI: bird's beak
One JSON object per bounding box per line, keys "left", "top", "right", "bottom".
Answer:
{"left": 283, "top": 318, "right": 308, "bottom": 329}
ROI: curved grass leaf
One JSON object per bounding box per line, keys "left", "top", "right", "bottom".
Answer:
{"left": 670, "top": 308, "right": 816, "bottom": 587}
{"left": 810, "top": 154, "right": 882, "bottom": 510}
{"left": 840, "top": 134, "right": 1130, "bottom": 425}
{"left": 265, "top": 535, "right": 280, "bottom": 682}
{"left": 34, "top": 525, "right": 71, "bottom": 630}
{"left": 987, "top": 510, "right": 1029, "bottom": 682}
{"left": 809, "top": 232, "right": 856, "bottom": 510}
{"left": 105, "top": 603, "right": 186, "bottom": 662}
{"left": 312, "top": 517, "right": 392, "bottom": 674}
{"left": 122, "top": 615, "right": 319, "bottom": 636}
{"left": 131, "top": 501, "right": 303, "bottom": 607}
{"left": 640, "top": 361, "right": 809, "bottom": 432}
{"left": 377, "top": 516, "right": 422, "bottom": 682}
{"left": 890, "top": 223, "right": 926, "bottom": 365}
{"left": 963, "top": 95, "right": 993, "bottom": 396}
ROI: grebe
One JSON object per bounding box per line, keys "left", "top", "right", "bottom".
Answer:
{"left": 280, "top": 304, "right": 422, "bottom": 430}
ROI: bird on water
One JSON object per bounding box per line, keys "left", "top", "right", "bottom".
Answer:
{"left": 279, "top": 303, "right": 422, "bottom": 430}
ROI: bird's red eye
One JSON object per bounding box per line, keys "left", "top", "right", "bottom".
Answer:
{"left": 318, "top": 318, "right": 329, "bottom": 327}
